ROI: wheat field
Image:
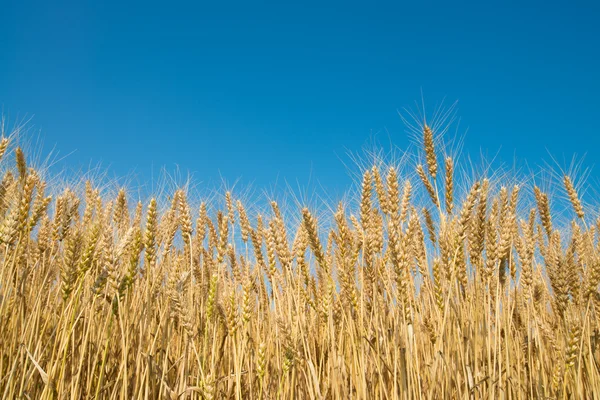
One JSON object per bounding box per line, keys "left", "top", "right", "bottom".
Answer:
{"left": 0, "top": 120, "right": 599, "bottom": 399}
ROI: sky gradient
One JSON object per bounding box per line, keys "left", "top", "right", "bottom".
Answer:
{"left": 2, "top": 0, "right": 600, "bottom": 199}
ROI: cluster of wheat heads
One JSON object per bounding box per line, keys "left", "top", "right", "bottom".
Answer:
{"left": 1, "top": 125, "right": 600, "bottom": 399}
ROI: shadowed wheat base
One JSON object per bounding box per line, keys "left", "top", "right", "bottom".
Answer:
{"left": 1, "top": 123, "right": 600, "bottom": 399}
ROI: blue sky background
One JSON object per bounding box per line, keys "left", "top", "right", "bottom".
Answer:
{"left": 2, "top": 0, "right": 600, "bottom": 200}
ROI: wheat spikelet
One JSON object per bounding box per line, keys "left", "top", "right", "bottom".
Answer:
{"left": 15, "top": 147, "right": 27, "bottom": 180}
{"left": 444, "top": 156, "right": 454, "bottom": 215}
{"left": 237, "top": 200, "right": 251, "bottom": 242}
{"left": 144, "top": 198, "right": 158, "bottom": 271}
{"left": 423, "top": 124, "right": 437, "bottom": 179}
{"left": 564, "top": 175, "right": 584, "bottom": 219}
{"left": 0, "top": 137, "right": 9, "bottom": 161}
{"left": 372, "top": 166, "right": 389, "bottom": 214}
{"left": 534, "top": 186, "right": 553, "bottom": 237}
{"left": 417, "top": 164, "right": 438, "bottom": 207}
{"left": 302, "top": 207, "right": 327, "bottom": 272}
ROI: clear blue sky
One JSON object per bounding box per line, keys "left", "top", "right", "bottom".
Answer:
{"left": 2, "top": 0, "right": 600, "bottom": 197}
